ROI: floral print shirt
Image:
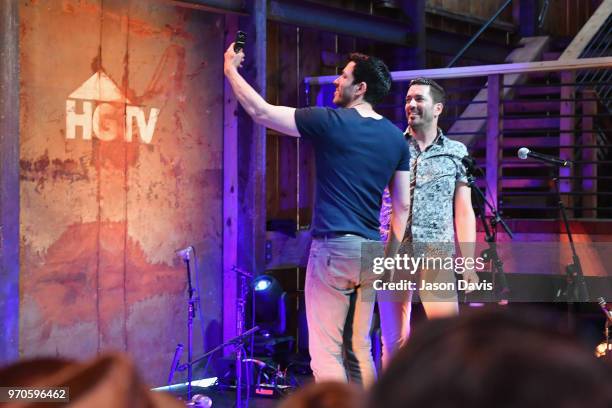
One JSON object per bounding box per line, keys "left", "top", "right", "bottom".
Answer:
{"left": 380, "top": 129, "right": 469, "bottom": 243}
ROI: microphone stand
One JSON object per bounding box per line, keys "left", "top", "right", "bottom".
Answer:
{"left": 167, "top": 247, "right": 198, "bottom": 399}
{"left": 191, "top": 326, "right": 261, "bottom": 366}
{"left": 190, "top": 326, "right": 260, "bottom": 408}
{"left": 234, "top": 266, "right": 253, "bottom": 408}
{"left": 552, "top": 178, "right": 589, "bottom": 303}
{"left": 465, "top": 167, "right": 513, "bottom": 303}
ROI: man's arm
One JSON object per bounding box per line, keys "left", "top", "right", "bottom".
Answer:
{"left": 454, "top": 182, "right": 479, "bottom": 289}
{"left": 224, "top": 44, "right": 300, "bottom": 137}
{"left": 385, "top": 171, "right": 411, "bottom": 257}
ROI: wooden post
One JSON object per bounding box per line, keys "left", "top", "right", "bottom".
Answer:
{"left": 222, "top": 14, "right": 239, "bottom": 344}
{"left": 223, "top": 0, "right": 267, "bottom": 343}
{"left": 513, "top": 0, "right": 538, "bottom": 37}
{"left": 240, "top": 0, "right": 267, "bottom": 277}
{"left": 486, "top": 74, "right": 501, "bottom": 217}
{"left": 0, "top": 0, "right": 20, "bottom": 364}
{"left": 581, "top": 89, "right": 597, "bottom": 218}
{"left": 559, "top": 70, "right": 575, "bottom": 215}
{"left": 224, "top": 0, "right": 267, "bottom": 343}
{"left": 399, "top": 0, "right": 426, "bottom": 70}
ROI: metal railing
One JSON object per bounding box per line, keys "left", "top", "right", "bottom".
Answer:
{"left": 304, "top": 57, "right": 612, "bottom": 219}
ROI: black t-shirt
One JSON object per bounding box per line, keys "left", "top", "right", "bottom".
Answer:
{"left": 295, "top": 107, "right": 410, "bottom": 240}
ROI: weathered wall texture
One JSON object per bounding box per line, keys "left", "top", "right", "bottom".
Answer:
{"left": 18, "top": 0, "right": 223, "bottom": 385}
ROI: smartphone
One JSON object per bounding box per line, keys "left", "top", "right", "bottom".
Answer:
{"left": 234, "top": 30, "right": 247, "bottom": 52}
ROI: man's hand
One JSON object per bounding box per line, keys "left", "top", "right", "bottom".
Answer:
{"left": 222, "top": 43, "right": 300, "bottom": 137}
{"left": 462, "top": 269, "right": 480, "bottom": 294}
{"left": 224, "top": 43, "right": 245, "bottom": 74}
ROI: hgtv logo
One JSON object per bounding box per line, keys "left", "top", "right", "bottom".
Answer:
{"left": 65, "top": 71, "right": 160, "bottom": 144}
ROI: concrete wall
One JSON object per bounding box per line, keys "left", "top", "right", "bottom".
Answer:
{"left": 18, "top": 0, "right": 224, "bottom": 385}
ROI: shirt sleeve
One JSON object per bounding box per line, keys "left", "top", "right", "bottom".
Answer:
{"left": 396, "top": 138, "right": 411, "bottom": 171}
{"left": 294, "top": 107, "right": 332, "bottom": 143}
{"left": 455, "top": 143, "right": 469, "bottom": 184}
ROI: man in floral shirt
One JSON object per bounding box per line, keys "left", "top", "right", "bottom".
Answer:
{"left": 378, "top": 78, "right": 478, "bottom": 367}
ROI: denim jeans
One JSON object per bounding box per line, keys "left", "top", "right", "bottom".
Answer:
{"left": 305, "top": 235, "right": 377, "bottom": 386}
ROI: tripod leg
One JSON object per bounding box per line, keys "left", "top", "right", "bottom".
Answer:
{"left": 236, "top": 346, "right": 242, "bottom": 408}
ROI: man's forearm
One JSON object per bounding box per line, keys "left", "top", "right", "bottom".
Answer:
{"left": 224, "top": 67, "right": 269, "bottom": 121}
{"left": 454, "top": 184, "right": 477, "bottom": 260}
{"left": 456, "top": 210, "right": 476, "bottom": 259}
{"left": 385, "top": 171, "right": 411, "bottom": 257}
{"left": 385, "top": 209, "right": 409, "bottom": 257}
{"left": 224, "top": 63, "right": 300, "bottom": 137}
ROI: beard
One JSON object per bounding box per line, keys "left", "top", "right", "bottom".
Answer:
{"left": 407, "top": 108, "right": 434, "bottom": 129}
{"left": 333, "top": 87, "right": 354, "bottom": 108}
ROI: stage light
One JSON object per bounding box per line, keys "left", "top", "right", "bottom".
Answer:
{"left": 254, "top": 277, "right": 272, "bottom": 292}
{"left": 252, "top": 275, "right": 286, "bottom": 335}
{"left": 249, "top": 274, "right": 291, "bottom": 357}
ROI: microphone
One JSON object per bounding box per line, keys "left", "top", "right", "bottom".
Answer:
{"left": 176, "top": 246, "right": 194, "bottom": 262}
{"left": 597, "top": 297, "right": 612, "bottom": 323}
{"left": 517, "top": 147, "right": 570, "bottom": 167}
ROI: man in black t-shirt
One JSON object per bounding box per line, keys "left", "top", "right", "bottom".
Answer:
{"left": 224, "top": 44, "right": 411, "bottom": 385}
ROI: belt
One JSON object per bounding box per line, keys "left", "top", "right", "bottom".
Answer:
{"left": 311, "top": 232, "right": 362, "bottom": 239}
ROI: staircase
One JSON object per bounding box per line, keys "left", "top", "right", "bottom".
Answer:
{"left": 466, "top": 62, "right": 612, "bottom": 220}
{"left": 447, "top": 4, "right": 612, "bottom": 220}
{"left": 500, "top": 14, "right": 611, "bottom": 219}
{"left": 469, "top": 46, "right": 571, "bottom": 219}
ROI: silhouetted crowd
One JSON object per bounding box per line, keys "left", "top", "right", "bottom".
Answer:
{"left": 281, "top": 308, "right": 612, "bottom": 408}
{"left": 2, "top": 308, "right": 612, "bottom": 407}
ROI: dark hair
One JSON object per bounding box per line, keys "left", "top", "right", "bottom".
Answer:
{"left": 369, "top": 309, "right": 612, "bottom": 408}
{"left": 348, "top": 53, "right": 392, "bottom": 106}
{"left": 279, "top": 381, "right": 365, "bottom": 408}
{"left": 408, "top": 77, "right": 446, "bottom": 105}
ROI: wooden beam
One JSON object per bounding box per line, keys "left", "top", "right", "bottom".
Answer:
{"left": 222, "top": 14, "right": 239, "bottom": 344}
{"left": 515, "top": 0, "right": 538, "bottom": 37}
{"left": 173, "top": 0, "right": 518, "bottom": 61}
{"left": 400, "top": 0, "right": 426, "bottom": 69}
{"left": 223, "top": 0, "right": 267, "bottom": 346}
{"left": 425, "top": 4, "right": 516, "bottom": 33}
{"left": 305, "top": 56, "right": 612, "bottom": 84}
{"left": 168, "top": 0, "right": 246, "bottom": 14}
{"left": 267, "top": 0, "right": 414, "bottom": 47}
{"left": 250, "top": 0, "right": 267, "bottom": 277}
{"left": 559, "top": 0, "right": 612, "bottom": 60}
{"left": 0, "top": 0, "right": 20, "bottom": 364}
{"left": 236, "top": 0, "right": 266, "bottom": 277}
{"left": 486, "top": 74, "right": 501, "bottom": 217}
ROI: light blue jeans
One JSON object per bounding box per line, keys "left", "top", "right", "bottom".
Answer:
{"left": 305, "top": 235, "right": 377, "bottom": 386}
